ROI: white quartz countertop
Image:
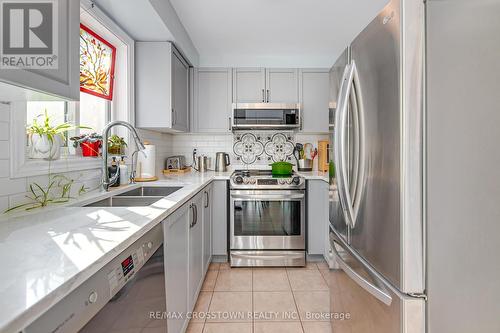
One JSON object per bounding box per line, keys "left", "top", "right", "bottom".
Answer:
{"left": 0, "top": 169, "right": 324, "bottom": 333}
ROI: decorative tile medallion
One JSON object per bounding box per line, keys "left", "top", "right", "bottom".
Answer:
{"left": 233, "top": 132, "right": 295, "bottom": 165}
{"left": 265, "top": 133, "right": 295, "bottom": 162}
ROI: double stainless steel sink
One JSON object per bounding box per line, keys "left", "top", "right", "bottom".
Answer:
{"left": 84, "top": 186, "right": 182, "bottom": 207}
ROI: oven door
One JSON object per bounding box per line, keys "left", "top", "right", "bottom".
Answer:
{"left": 230, "top": 190, "right": 305, "bottom": 250}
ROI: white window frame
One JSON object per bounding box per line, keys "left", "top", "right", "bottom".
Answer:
{"left": 9, "top": 0, "right": 135, "bottom": 179}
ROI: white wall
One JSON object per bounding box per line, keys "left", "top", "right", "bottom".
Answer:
{"left": 136, "top": 129, "right": 173, "bottom": 176}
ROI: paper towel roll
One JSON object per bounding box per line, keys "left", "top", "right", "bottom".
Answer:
{"left": 137, "top": 144, "right": 156, "bottom": 179}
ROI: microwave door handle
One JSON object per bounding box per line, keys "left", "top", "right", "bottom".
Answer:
{"left": 330, "top": 238, "right": 393, "bottom": 306}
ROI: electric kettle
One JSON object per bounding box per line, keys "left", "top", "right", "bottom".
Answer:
{"left": 215, "top": 152, "right": 231, "bottom": 172}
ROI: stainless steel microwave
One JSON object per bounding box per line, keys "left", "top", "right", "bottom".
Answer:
{"left": 231, "top": 103, "right": 301, "bottom": 130}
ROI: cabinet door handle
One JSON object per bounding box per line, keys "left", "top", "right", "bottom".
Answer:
{"left": 266, "top": 89, "right": 270, "bottom": 103}
{"left": 262, "top": 89, "right": 265, "bottom": 102}
{"left": 189, "top": 204, "right": 195, "bottom": 228}
{"left": 228, "top": 117, "right": 232, "bottom": 131}
{"left": 194, "top": 204, "right": 198, "bottom": 226}
{"left": 172, "top": 108, "right": 176, "bottom": 126}
{"left": 204, "top": 191, "right": 209, "bottom": 208}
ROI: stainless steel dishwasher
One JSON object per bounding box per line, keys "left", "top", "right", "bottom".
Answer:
{"left": 23, "top": 223, "right": 167, "bottom": 333}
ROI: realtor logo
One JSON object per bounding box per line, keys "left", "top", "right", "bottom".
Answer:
{"left": 0, "top": 0, "right": 58, "bottom": 69}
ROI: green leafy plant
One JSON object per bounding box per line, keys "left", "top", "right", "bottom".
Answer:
{"left": 4, "top": 174, "right": 88, "bottom": 213}
{"left": 107, "top": 134, "right": 127, "bottom": 154}
{"left": 70, "top": 132, "right": 102, "bottom": 148}
{"left": 27, "top": 109, "right": 91, "bottom": 143}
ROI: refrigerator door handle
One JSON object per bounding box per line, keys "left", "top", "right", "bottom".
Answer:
{"left": 334, "top": 60, "right": 366, "bottom": 229}
{"left": 330, "top": 236, "right": 393, "bottom": 306}
{"left": 334, "top": 63, "right": 356, "bottom": 228}
{"left": 348, "top": 61, "right": 366, "bottom": 229}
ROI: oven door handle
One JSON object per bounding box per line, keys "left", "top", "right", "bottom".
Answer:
{"left": 231, "top": 193, "right": 305, "bottom": 200}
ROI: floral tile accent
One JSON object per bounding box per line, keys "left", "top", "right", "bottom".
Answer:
{"left": 233, "top": 133, "right": 264, "bottom": 164}
{"left": 265, "top": 133, "right": 295, "bottom": 163}
{"left": 233, "top": 132, "right": 295, "bottom": 165}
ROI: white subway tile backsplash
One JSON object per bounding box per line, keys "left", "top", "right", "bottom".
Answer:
{"left": 0, "top": 122, "right": 8, "bottom": 141}
{"left": 0, "top": 159, "right": 8, "bottom": 177}
{"left": 0, "top": 141, "right": 9, "bottom": 159}
{"left": 0, "top": 103, "right": 9, "bottom": 122}
{"left": 0, "top": 196, "right": 8, "bottom": 213}
{"left": 0, "top": 177, "right": 26, "bottom": 196}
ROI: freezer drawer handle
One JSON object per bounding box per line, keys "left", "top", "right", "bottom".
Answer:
{"left": 331, "top": 241, "right": 393, "bottom": 306}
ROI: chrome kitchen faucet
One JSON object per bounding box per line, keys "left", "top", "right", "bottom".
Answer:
{"left": 101, "top": 121, "right": 146, "bottom": 191}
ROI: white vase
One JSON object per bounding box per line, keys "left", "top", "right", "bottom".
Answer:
{"left": 28, "top": 134, "right": 62, "bottom": 160}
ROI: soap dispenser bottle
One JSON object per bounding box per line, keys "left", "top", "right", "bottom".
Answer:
{"left": 119, "top": 156, "right": 129, "bottom": 186}
{"left": 108, "top": 157, "right": 120, "bottom": 187}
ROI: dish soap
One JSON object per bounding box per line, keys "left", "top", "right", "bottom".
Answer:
{"left": 119, "top": 156, "right": 129, "bottom": 186}
{"left": 108, "top": 157, "right": 120, "bottom": 187}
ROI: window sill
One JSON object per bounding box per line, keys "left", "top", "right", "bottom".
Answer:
{"left": 11, "top": 155, "right": 102, "bottom": 178}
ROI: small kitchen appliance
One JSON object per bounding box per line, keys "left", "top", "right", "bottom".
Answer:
{"left": 215, "top": 152, "right": 231, "bottom": 172}
{"left": 165, "top": 155, "right": 186, "bottom": 170}
{"left": 231, "top": 103, "right": 301, "bottom": 130}
{"left": 230, "top": 169, "right": 305, "bottom": 267}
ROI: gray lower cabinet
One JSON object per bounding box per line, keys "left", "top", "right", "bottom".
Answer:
{"left": 212, "top": 180, "right": 228, "bottom": 256}
{"left": 136, "top": 42, "right": 190, "bottom": 132}
{"left": 164, "top": 186, "right": 214, "bottom": 333}
{"left": 191, "top": 68, "right": 232, "bottom": 133}
{"left": 299, "top": 69, "right": 330, "bottom": 133}
{"left": 202, "top": 184, "right": 213, "bottom": 271}
{"left": 164, "top": 201, "right": 190, "bottom": 333}
{"left": 307, "top": 180, "right": 329, "bottom": 256}
{"left": 0, "top": 0, "right": 79, "bottom": 100}
{"left": 188, "top": 191, "right": 204, "bottom": 309}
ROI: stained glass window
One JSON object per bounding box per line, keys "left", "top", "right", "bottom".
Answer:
{"left": 79, "top": 24, "right": 116, "bottom": 100}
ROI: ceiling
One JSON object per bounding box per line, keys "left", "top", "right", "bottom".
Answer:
{"left": 93, "top": 0, "right": 172, "bottom": 41}
{"left": 169, "top": 0, "right": 389, "bottom": 67}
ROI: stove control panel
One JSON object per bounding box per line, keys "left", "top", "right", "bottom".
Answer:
{"left": 230, "top": 172, "right": 305, "bottom": 190}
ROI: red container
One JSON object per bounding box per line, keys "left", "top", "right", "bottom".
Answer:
{"left": 81, "top": 141, "right": 101, "bottom": 157}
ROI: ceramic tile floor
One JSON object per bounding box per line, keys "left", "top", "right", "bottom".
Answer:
{"left": 186, "top": 261, "right": 332, "bottom": 333}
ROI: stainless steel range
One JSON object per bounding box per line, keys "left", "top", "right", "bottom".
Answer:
{"left": 229, "top": 169, "right": 306, "bottom": 267}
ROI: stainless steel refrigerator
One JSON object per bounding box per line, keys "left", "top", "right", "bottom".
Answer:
{"left": 327, "top": 0, "right": 500, "bottom": 332}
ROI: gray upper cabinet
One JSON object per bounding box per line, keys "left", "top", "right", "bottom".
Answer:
{"left": 136, "top": 42, "right": 190, "bottom": 132}
{"left": 192, "top": 68, "right": 232, "bottom": 133}
{"left": 172, "top": 50, "right": 189, "bottom": 132}
{"left": 232, "top": 68, "right": 266, "bottom": 103}
{"left": 266, "top": 68, "right": 298, "bottom": 103}
{"left": 0, "top": 0, "right": 79, "bottom": 100}
{"left": 299, "top": 69, "right": 330, "bottom": 133}
{"left": 233, "top": 68, "right": 298, "bottom": 103}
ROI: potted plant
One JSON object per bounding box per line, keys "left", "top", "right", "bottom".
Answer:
{"left": 27, "top": 110, "right": 90, "bottom": 160}
{"left": 70, "top": 133, "right": 102, "bottom": 157}
{"left": 107, "top": 134, "right": 127, "bottom": 155}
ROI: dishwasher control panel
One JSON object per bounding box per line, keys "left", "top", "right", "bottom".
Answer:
{"left": 23, "top": 223, "right": 163, "bottom": 333}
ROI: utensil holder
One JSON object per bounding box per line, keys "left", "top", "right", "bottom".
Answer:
{"left": 298, "top": 159, "right": 313, "bottom": 171}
